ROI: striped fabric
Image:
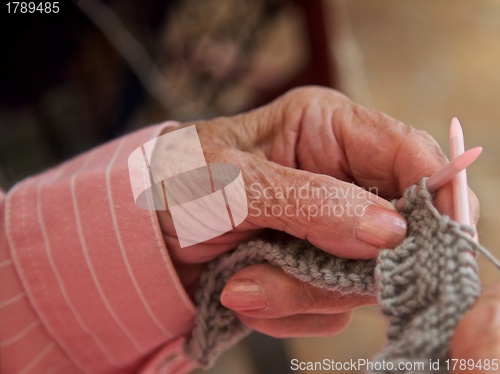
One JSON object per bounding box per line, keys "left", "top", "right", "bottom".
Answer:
{"left": 0, "top": 124, "right": 198, "bottom": 373}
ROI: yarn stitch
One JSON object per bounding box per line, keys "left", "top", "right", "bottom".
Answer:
{"left": 184, "top": 179, "right": 482, "bottom": 373}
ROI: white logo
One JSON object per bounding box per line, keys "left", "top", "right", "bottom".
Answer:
{"left": 128, "top": 126, "right": 248, "bottom": 247}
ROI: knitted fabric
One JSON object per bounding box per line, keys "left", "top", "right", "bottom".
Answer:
{"left": 184, "top": 179, "right": 482, "bottom": 373}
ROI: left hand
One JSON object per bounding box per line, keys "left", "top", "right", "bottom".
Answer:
{"left": 157, "top": 86, "right": 479, "bottom": 338}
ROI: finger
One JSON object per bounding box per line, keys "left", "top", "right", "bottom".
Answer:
{"left": 238, "top": 151, "right": 407, "bottom": 258}
{"left": 220, "top": 264, "right": 376, "bottom": 317}
{"left": 451, "top": 283, "right": 500, "bottom": 373}
{"left": 287, "top": 87, "right": 449, "bottom": 197}
{"left": 237, "top": 311, "right": 352, "bottom": 339}
{"left": 265, "top": 87, "right": 479, "bottom": 223}
{"left": 256, "top": 86, "right": 444, "bottom": 197}
{"left": 335, "top": 105, "right": 480, "bottom": 223}
{"left": 201, "top": 87, "right": 479, "bottom": 227}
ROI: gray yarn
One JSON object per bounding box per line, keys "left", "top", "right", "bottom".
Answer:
{"left": 184, "top": 179, "right": 483, "bottom": 373}
{"left": 373, "top": 181, "right": 481, "bottom": 373}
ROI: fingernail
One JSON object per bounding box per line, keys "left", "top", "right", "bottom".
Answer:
{"left": 355, "top": 205, "right": 407, "bottom": 248}
{"left": 220, "top": 279, "right": 268, "bottom": 311}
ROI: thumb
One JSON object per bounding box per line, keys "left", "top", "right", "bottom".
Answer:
{"left": 243, "top": 154, "right": 407, "bottom": 259}
{"left": 451, "top": 283, "right": 500, "bottom": 374}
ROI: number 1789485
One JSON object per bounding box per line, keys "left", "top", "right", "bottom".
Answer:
{"left": 6, "top": 2, "right": 60, "bottom": 14}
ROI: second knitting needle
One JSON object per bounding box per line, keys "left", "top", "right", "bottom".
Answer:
{"left": 395, "top": 146, "right": 483, "bottom": 210}
{"left": 450, "top": 117, "right": 472, "bottom": 226}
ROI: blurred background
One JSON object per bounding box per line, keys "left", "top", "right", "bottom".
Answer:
{"left": 1, "top": 0, "right": 499, "bottom": 373}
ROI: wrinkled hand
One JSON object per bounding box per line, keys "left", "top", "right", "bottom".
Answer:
{"left": 157, "top": 86, "right": 479, "bottom": 338}
{"left": 452, "top": 283, "right": 500, "bottom": 373}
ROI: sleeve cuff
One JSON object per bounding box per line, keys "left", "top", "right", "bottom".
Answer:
{"left": 5, "top": 122, "right": 197, "bottom": 373}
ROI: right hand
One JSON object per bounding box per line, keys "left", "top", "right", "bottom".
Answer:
{"left": 451, "top": 282, "right": 500, "bottom": 373}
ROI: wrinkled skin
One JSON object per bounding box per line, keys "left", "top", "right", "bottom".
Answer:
{"left": 157, "top": 86, "right": 489, "bottom": 361}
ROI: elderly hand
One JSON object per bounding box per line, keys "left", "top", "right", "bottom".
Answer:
{"left": 157, "top": 86, "right": 479, "bottom": 338}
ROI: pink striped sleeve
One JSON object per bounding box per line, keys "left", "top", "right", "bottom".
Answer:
{"left": 0, "top": 123, "right": 198, "bottom": 373}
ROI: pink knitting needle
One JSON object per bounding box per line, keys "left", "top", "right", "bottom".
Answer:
{"left": 395, "top": 146, "right": 483, "bottom": 210}
{"left": 450, "top": 118, "right": 470, "bottom": 224}
{"left": 450, "top": 117, "right": 478, "bottom": 241}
